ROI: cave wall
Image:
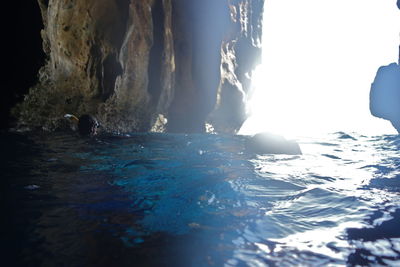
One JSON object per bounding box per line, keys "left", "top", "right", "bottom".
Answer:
{"left": 208, "top": 0, "right": 263, "bottom": 133}
{"left": 15, "top": 0, "right": 263, "bottom": 133}
{"left": 1, "top": 2, "right": 44, "bottom": 129}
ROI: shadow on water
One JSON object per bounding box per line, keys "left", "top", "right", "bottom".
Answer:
{"left": 347, "top": 208, "right": 400, "bottom": 266}
{"left": 0, "top": 132, "right": 253, "bottom": 266}
{"left": 345, "top": 135, "right": 400, "bottom": 266}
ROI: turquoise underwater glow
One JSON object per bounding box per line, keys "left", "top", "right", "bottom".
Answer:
{"left": 2, "top": 132, "right": 400, "bottom": 266}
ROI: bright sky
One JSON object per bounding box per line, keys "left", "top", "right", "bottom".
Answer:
{"left": 239, "top": 0, "right": 400, "bottom": 137}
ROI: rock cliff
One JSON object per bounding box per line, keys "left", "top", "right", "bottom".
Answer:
{"left": 14, "top": 0, "right": 263, "bottom": 133}
{"left": 370, "top": 63, "right": 400, "bottom": 132}
{"left": 369, "top": 2, "right": 400, "bottom": 133}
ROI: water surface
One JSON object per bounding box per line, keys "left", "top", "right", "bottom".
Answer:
{"left": 1, "top": 131, "right": 400, "bottom": 266}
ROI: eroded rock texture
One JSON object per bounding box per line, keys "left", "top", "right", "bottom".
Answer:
{"left": 15, "top": 0, "right": 263, "bottom": 133}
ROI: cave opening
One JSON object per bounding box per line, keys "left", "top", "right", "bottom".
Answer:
{"left": 240, "top": 0, "right": 400, "bottom": 137}
{"left": 1, "top": 2, "right": 45, "bottom": 129}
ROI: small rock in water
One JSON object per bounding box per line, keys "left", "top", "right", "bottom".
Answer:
{"left": 245, "top": 132, "right": 302, "bottom": 155}
{"left": 25, "top": 185, "right": 40, "bottom": 190}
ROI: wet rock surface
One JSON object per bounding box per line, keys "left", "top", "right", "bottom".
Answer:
{"left": 14, "top": 0, "right": 264, "bottom": 133}
{"left": 245, "top": 132, "right": 302, "bottom": 155}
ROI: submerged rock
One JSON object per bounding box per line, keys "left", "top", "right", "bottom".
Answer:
{"left": 370, "top": 63, "right": 400, "bottom": 132}
{"left": 77, "top": 114, "right": 99, "bottom": 137}
{"left": 245, "top": 132, "right": 302, "bottom": 155}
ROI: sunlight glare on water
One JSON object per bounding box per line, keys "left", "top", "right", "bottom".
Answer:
{"left": 240, "top": 0, "right": 400, "bottom": 138}
{"left": 3, "top": 132, "right": 400, "bottom": 266}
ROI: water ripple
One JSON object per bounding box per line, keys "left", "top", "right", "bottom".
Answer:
{"left": 2, "top": 132, "right": 400, "bottom": 266}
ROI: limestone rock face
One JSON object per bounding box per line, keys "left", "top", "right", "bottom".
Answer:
{"left": 208, "top": 0, "right": 263, "bottom": 133}
{"left": 15, "top": 0, "right": 263, "bottom": 133}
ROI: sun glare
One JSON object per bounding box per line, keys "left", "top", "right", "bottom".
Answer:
{"left": 239, "top": 0, "right": 400, "bottom": 137}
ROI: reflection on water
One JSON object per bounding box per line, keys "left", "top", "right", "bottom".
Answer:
{"left": 1, "top": 131, "right": 400, "bottom": 266}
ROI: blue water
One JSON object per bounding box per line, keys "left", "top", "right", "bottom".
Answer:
{"left": 1, "top": 131, "right": 400, "bottom": 266}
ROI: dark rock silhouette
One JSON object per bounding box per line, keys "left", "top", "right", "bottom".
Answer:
{"left": 370, "top": 63, "right": 400, "bottom": 132}
{"left": 77, "top": 114, "right": 99, "bottom": 137}
{"left": 369, "top": 0, "right": 400, "bottom": 132}
{"left": 245, "top": 132, "right": 302, "bottom": 155}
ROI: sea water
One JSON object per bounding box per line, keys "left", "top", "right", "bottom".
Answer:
{"left": 1, "top": 131, "right": 400, "bottom": 266}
